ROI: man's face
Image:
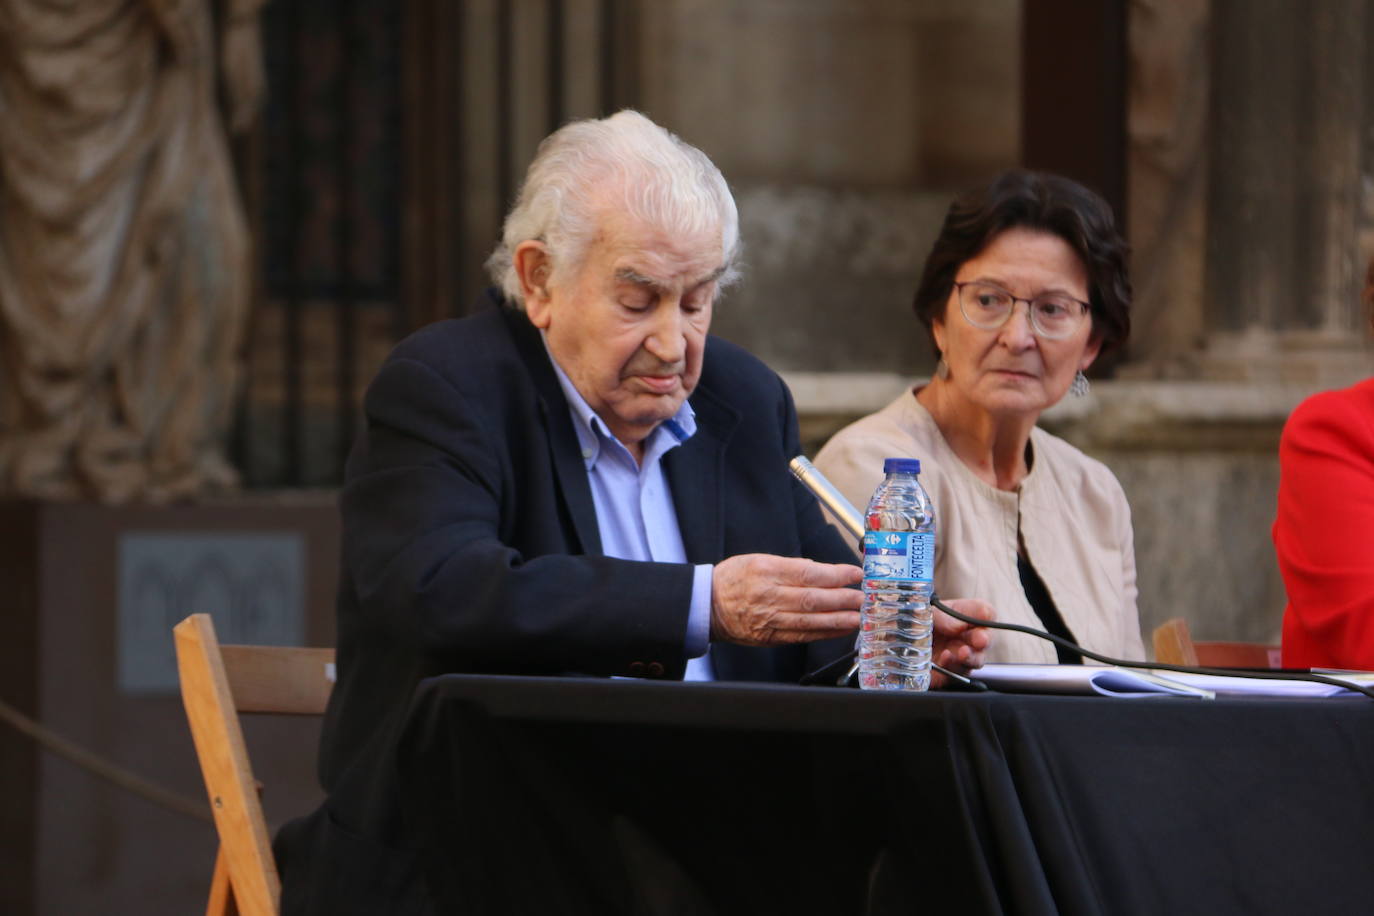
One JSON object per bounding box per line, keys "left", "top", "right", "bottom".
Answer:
{"left": 523, "top": 210, "right": 725, "bottom": 454}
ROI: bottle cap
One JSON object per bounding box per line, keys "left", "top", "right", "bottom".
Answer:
{"left": 882, "top": 457, "right": 921, "bottom": 475}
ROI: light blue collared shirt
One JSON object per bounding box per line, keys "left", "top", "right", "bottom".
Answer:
{"left": 543, "top": 336, "right": 715, "bottom": 680}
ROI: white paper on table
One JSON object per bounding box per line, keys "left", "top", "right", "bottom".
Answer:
{"left": 972, "top": 663, "right": 1374, "bottom": 699}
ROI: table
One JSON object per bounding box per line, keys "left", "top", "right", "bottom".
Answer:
{"left": 396, "top": 676, "right": 1374, "bottom": 915}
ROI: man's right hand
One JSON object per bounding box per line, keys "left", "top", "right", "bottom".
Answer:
{"left": 710, "top": 554, "right": 862, "bottom": 647}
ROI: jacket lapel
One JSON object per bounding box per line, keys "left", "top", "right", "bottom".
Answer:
{"left": 665, "top": 383, "right": 738, "bottom": 564}
{"left": 500, "top": 305, "right": 603, "bottom": 556}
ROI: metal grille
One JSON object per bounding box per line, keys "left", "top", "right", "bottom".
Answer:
{"left": 233, "top": 0, "right": 637, "bottom": 487}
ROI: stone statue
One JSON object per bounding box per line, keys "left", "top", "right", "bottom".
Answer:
{"left": 0, "top": 0, "right": 265, "bottom": 502}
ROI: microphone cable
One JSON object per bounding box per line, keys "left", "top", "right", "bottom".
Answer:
{"left": 928, "top": 596, "right": 1374, "bottom": 700}
{"left": 802, "top": 597, "right": 1374, "bottom": 699}
{"left": 787, "top": 454, "right": 1374, "bottom": 699}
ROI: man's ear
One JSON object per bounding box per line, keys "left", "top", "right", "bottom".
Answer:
{"left": 513, "top": 241, "right": 554, "bottom": 328}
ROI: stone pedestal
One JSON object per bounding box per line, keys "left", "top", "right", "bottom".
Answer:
{"left": 0, "top": 498, "right": 339, "bottom": 915}
{"left": 1040, "top": 380, "right": 1304, "bottom": 645}
{"left": 789, "top": 375, "right": 1313, "bottom": 648}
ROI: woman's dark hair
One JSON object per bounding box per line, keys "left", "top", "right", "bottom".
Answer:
{"left": 912, "top": 169, "right": 1131, "bottom": 358}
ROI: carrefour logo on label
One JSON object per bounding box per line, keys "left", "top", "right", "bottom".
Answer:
{"left": 883, "top": 533, "right": 902, "bottom": 546}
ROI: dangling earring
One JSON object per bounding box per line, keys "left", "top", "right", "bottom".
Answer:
{"left": 935, "top": 357, "right": 949, "bottom": 380}
{"left": 1070, "top": 370, "right": 1090, "bottom": 397}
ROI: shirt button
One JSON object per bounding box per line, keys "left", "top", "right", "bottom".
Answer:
{"left": 582, "top": 448, "right": 593, "bottom": 459}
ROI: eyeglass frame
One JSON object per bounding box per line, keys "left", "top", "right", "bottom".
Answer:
{"left": 951, "top": 281, "right": 1093, "bottom": 340}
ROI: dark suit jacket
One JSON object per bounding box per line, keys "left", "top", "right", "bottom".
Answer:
{"left": 279, "top": 291, "right": 858, "bottom": 914}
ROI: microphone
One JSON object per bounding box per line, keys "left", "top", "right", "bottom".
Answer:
{"left": 788, "top": 455, "right": 865, "bottom": 541}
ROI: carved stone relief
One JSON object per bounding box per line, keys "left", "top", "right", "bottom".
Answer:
{"left": 0, "top": 0, "right": 264, "bottom": 502}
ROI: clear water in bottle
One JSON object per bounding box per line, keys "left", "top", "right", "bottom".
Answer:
{"left": 859, "top": 457, "right": 935, "bottom": 691}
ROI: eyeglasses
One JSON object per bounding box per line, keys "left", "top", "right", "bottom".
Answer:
{"left": 953, "top": 281, "right": 1091, "bottom": 340}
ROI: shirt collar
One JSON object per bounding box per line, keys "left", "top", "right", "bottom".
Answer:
{"left": 540, "top": 331, "right": 696, "bottom": 469}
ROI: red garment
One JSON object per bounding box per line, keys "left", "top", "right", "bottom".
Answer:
{"left": 1276, "top": 377, "right": 1374, "bottom": 668}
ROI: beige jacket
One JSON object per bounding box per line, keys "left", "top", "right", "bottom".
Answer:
{"left": 813, "top": 390, "right": 1145, "bottom": 664}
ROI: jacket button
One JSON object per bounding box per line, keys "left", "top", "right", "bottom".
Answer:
{"left": 647, "top": 662, "right": 664, "bottom": 677}
{"left": 628, "top": 661, "right": 645, "bottom": 676}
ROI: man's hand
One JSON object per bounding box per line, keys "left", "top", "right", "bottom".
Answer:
{"left": 711, "top": 554, "right": 862, "bottom": 646}
{"left": 930, "top": 598, "right": 995, "bottom": 688}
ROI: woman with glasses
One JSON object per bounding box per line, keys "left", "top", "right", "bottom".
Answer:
{"left": 1275, "top": 254, "right": 1374, "bottom": 669}
{"left": 814, "top": 170, "right": 1144, "bottom": 663}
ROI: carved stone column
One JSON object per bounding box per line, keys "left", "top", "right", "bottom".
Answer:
{"left": 1129, "top": 0, "right": 1372, "bottom": 383}
{"left": 1123, "top": 0, "right": 1212, "bottom": 369}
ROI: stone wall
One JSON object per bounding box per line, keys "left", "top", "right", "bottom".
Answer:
{"left": 637, "top": 0, "right": 1021, "bottom": 376}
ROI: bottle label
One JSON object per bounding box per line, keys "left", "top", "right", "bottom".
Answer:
{"left": 862, "top": 531, "right": 933, "bottom": 581}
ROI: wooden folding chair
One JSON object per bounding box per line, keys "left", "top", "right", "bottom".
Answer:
{"left": 1152, "top": 617, "right": 1282, "bottom": 668}
{"left": 174, "top": 613, "right": 335, "bottom": 916}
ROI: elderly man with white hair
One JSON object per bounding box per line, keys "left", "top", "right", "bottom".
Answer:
{"left": 279, "top": 111, "right": 992, "bottom": 913}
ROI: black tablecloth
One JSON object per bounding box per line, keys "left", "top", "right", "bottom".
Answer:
{"left": 396, "top": 676, "right": 1374, "bottom": 915}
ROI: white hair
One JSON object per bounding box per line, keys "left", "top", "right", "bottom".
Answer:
{"left": 486, "top": 110, "right": 741, "bottom": 308}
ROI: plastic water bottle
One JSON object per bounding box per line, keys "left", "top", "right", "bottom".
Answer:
{"left": 859, "top": 458, "right": 935, "bottom": 691}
